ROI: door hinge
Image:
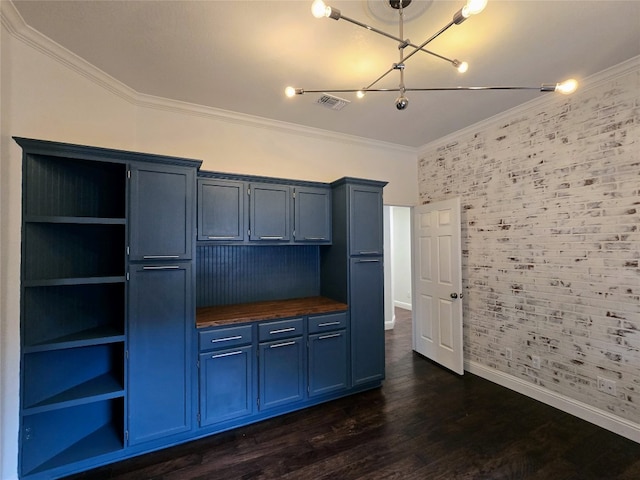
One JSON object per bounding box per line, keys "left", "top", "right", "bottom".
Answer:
{"left": 257, "top": 397, "right": 260, "bottom": 408}
{"left": 197, "top": 360, "right": 200, "bottom": 369}
{"left": 127, "top": 170, "right": 131, "bottom": 179}
{"left": 247, "top": 188, "right": 251, "bottom": 196}
{"left": 126, "top": 246, "right": 130, "bottom": 256}
{"left": 126, "top": 272, "right": 130, "bottom": 281}
{"left": 125, "top": 430, "right": 129, "bottom": 442}
{"left": 197, "top": 412, "right": 201, "bottom": 424}
{"left": 125, "top": 350, "right": 129, "bottom": 360}
{"left": 293, "top": 191, "right": 296, "bottom": 198}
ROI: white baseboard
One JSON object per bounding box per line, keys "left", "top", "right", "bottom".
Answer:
{"left": 465, "top": 361, "right": 640, "bottom": 444}
{"left": 393, "top": 301, "right": 412, "bottom": 311}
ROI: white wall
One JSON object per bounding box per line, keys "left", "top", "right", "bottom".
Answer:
{"left": 0, "top": 6, "right": 418, "bottom": 478}
{"left": 391, "top": 207, "right": 412, "bottom": 310}
{"left": 418, "top": 57, "right": 640, "bottom": 441}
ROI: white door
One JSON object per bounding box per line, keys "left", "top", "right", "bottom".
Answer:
{"left": 412, "top": 198, "right": 463, "bottom": 374}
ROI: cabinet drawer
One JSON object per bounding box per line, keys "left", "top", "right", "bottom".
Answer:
{"left": 199, "top": 325, "right": 252, "bottom": 351}
{"left": 258, "top": 318, "right": 303, "bottom": 342}
{"left": 308, "top": 312, "right": 347, "bottom": 334}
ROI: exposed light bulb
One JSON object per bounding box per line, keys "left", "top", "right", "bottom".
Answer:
{"left": 356, "top": 90, "right": 366, "bottom": 99}
{"left": 456, "top": 61, "right": 468, "bottom": 73}
{"left": 311, "top": 0, "right": 329, "bottom": 18}
{"left": 462, "top": 0, "right": 487, "bottom": 18}
{"left": 556, "top": 78, "right": 578, "bottom": 95}
{"left": 285, "top": 86, "right": 296, "bottom": 98}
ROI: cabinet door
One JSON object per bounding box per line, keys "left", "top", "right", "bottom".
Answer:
{"left": 308, "top": 330, "right": 347, "bottom": 397}
{"left": 128, "top": 263, "right": 192, "bottom": 445}
{"left": 199, "top": 346, "right": 254, "bottom": 426}
{"left": 129, "top": 164, "right": 195, "bottom": 260}
{"left": 350, "top": 257, "right": 385, "bottom": 386}
{"left": 259, "top": 337, "right": 304, "bottom": 410}
{"left": 294, "top": 186, "right": 331, "bottom": 243}
{"left": 249, "top": 183, "right": 290, "bottom": 241}
{"left": 349, "top": 184, "right": 383, "bottom": 256}
{"left": 198, "top": 179, "right": 245, "bottom": 241}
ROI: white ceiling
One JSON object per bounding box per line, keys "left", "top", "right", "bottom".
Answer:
{"left": 11, "top": 0, "right": 640, "bottom": 148}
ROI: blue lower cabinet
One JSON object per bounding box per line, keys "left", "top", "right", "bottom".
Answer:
{"left": 127, "top": 263, "right": 193, "bottom": 445}
{"left": 258, "top": 336, "right": 305, "bottom": 410}
{"left": 199, "top": 346, "right": 254, "bottom": 426}
{"left": 308, "top": 330, "right": 348, "bottom": 397}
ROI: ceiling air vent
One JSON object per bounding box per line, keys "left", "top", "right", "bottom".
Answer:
{"left": 316, "top": 93, "right": 350, "bottom": 111}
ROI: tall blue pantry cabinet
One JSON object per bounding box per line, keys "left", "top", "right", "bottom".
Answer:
{"left": 16, "top": 138, "right": 201, "bottom": 479}
{"left": 321, "top": 178, "right": 387, "bottom": 387}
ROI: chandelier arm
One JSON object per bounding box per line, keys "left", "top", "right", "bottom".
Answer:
{"left": 339, "top": 14, "right": 456, "bottom": 64}
{"left": 399, "top": 19, "right": 457, "bottom": 66}
{"left": 404, "top": 86, "right": 543, "bottom": 91}
{"left": 291, "top": 86, "right": 557, "bottom": 94}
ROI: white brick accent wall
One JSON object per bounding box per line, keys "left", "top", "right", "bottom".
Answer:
{"left": 418, "top": 59, "right": 639, "bottom": 427}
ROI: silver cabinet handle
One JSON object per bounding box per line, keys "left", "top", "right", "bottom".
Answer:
{"left": 318, "top": 333, "right": 342, "bottom": 340}
{"left": 211, "top": 350, "right": 243, "bottom": 359}
{"left": 317, "top": 321, "right": 341, "bottom": 327}
{"left": 207, "top": 236, "right": 236, "bottom": 240}
{"left": 270, "top": 327, "right": 296, "bottom": 335}
{"left": 211, "top": 335, "right": 243, "bottom": 343}
{"left": 270, "top": 341, "right": 295, "bottom": 349}
{"left": 304, "top": 237, "right": 326, "bottom": 240}
{"left": 142, "top": 265, "right": 180, "bottom": 270}
{"left": 259, "top": 236, "right": 284, "bottom": 240}
{"left": 358, "top": 251, "right": 380, "bottom": 255}
{"left": 143, "top": 255, "right": 180, "bottom": 259}
{"left": 356, "top": 259, "right": 381, "bottom": 263}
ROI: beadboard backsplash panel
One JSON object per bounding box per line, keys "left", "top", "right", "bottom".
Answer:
{"left": 196, "top": 245, "right": 321, "bottom": 307}
{"left": 418, "top": 64, "right": 639, "bottom": 425}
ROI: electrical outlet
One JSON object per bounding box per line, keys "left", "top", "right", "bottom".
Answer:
{"left": 531, "top": 355, "right": 541, "bottom": 369}
{"left": 597, "top": 376, "right": 617, "bottom": 396}
{"left": 505, "top": 347, "right": 513, "bottom": 360}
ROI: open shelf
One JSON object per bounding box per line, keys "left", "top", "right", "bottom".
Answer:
{"left": 21, "top": 399, "right": 124, "bottom": 476}
{"left": 24, "top": 154, "right": 126, "bottom": 219}
{"left": 22, "top": 344, "right": 124, "bottom": 411}
{"left": 23, "top": 282, "right": 125, "bottom": 350}
{"left": 23, "top": 223, "right": 124, "bottom": 281}
{"left": 25, "top": 215, "right": 126, "bottom": 225}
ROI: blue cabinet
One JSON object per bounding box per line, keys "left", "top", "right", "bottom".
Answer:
{"left": 258, "top": 318, "right": 305, "bottom": 410}
{"left": 348, "top": 184, "right": 384, "bottom": 256}
{"left": 350, "top": 258, "right": 385, "bottom": 386}
{"left": 129, "top": 164, "right": 195, "bottom": 261}
{"left": 249, "top": 182, "right": 291, "bottom": 241}
{"left": 197, "top": 178, "right": 245, "bottom": 241}
{"left": 293, "top": 186, "right": 332, "bottom": 243}
{"left": 308, "top": 312, "right": 348, "bottom": 397}
{"left": 127, "top": 263, "right": 193, "bottom": 445}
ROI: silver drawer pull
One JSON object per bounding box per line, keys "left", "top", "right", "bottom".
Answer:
{"left": 259, "top": 236, "right": 284, "bottom": 240}
{"left": 358, "top": 251, "right": 380, "bottom": 255}
{"left": 143, "top": 255, "right": 180, "bottom": 259}
{"left": 211, "top": 350, "right": 243, "bottom": 359}
{"left": 304, "top": 237, "right": 326, "bottom": 240}
{"left": 270, "top": 327, "right": 296, "bottom": 335}
{"left": 142, "top": 265, "right": 180, "bottom": 270}
{"left": 270, "top": 341, "right": 295, "bottom": 349}
{"left": 207, "top": 236, "right": 236, "bottom": 239}
{"left": 318, "top": 333, "right": 341, "bottom": 340}
{"left": 211, "top": 335, "right": 243, "bottom": 343}
{"left": 356, "top": 259, "right": 381, "bottom": 263}
{"left": 317, "top": 321, "right": 341, "bottom": 327}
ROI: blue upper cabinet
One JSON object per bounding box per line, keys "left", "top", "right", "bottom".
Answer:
{"left": 293, "top": 187, "right": 331, "bottom": 243}
{"left": 249, "top": 182, "right": 291, "bottom": 242}
{"left": 129, "top": 164, "right": 195, "bottom": 261}
{"left": 197, "top": 179, "right": 245, "bottom": 242}
{"left": 349, "top": 184, "right": 384, "bottom": 256}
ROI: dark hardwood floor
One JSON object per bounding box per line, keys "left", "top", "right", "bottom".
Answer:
{"left": 67, "top": 308, "right": 640, "bottom": 480}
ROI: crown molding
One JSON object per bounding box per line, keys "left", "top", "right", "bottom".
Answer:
{"left": 1, "top": 0, "right": 416, "bottom": 156}
{"left": 417, "top": 54, "right": 640, "bottom": 155}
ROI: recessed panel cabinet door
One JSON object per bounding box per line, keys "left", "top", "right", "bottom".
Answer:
{"left": 350, "top": 257, "right": 385, "bottom": 386}
{"left": 129, "top": 164, "right": 195, "bottom": 260}
{"left": 308, "top": 330, "right": 347, "bottom": 396}
{"left": 198, "top": 179, "right": 245, "bottom": 241}
{"left": 349, "top": 185, "right": 383, "bottom": 256}
{"left": 128, "top": 263, "right": 193, "bottom": 445}
{"left": 258, "top": 337, "right": 304, "bottom": 410}
{"left": 294, "top": 187, "right": 331, "bottom": 243}
{"left": 249, "top": 183, "right": 290, "bottom": 241}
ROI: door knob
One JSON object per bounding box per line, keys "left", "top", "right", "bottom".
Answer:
{"left": 450, "top": 293, "right": 458, "bottom": 299}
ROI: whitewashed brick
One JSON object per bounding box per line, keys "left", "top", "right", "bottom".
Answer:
{"left": 418, "top": 66, "right": 640, "bottom": 425}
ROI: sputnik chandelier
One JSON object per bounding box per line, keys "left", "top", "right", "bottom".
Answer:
{"left": 285, "top": 0, "right": 578, "bottom": 110}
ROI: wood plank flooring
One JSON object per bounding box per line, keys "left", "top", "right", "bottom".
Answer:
{"left": 66, "top": 308, "right": 640, "bottom": 480}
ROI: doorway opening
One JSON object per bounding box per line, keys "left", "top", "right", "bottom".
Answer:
{"left": 383, "top": 205, "right": 412, "bottom": 330}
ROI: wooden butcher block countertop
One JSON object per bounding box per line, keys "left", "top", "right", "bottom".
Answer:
{"left": 196, "top": 296, "right": 348, "bottom": 328}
